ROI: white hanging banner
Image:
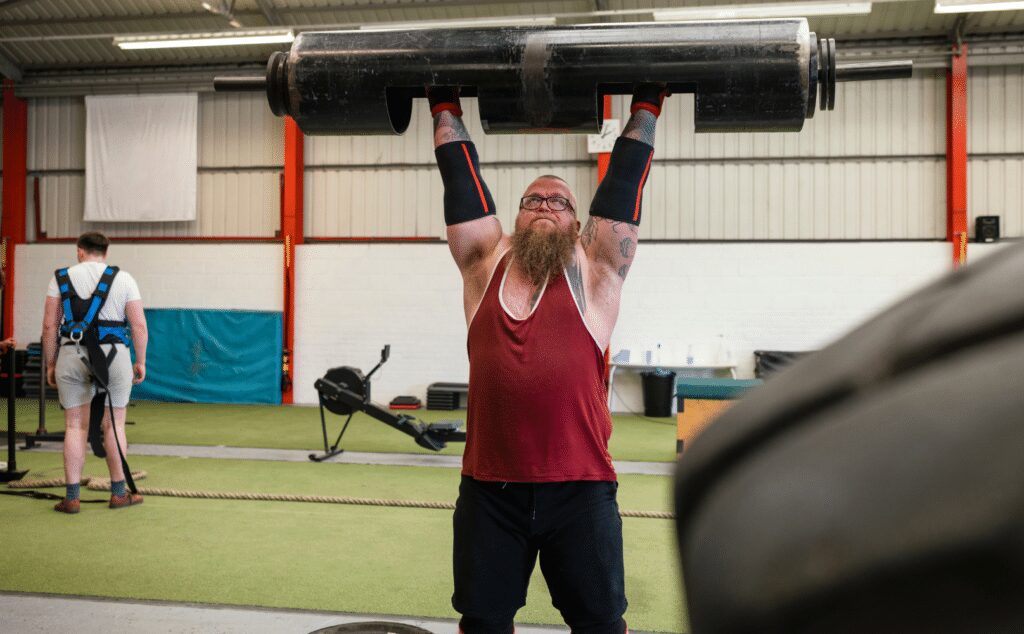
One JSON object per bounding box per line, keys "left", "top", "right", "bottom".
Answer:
{"left": 84, "top": 93, "right": 198, "bottom": 222}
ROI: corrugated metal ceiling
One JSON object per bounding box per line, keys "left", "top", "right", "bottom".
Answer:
{"left": 1, "top": 0, "right": 1023, "bottom": 75}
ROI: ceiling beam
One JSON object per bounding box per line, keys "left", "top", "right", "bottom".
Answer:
{"left": 254, "top": 0, "right": 282, "bottom": 26}
{"left": 0, "top": 49, "right": 22, "bottom": 80}
{"left": 0, "top": 0, "right": 40, "bottom": 11}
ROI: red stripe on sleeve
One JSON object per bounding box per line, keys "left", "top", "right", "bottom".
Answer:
{"left": 461, "top": 143, "right": 490, "bottom": 214}
{"left": 633, "top": 150, "right": 654, "bottom": 222}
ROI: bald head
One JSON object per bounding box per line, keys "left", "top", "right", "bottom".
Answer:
{"left": 523, "top": 175, "right": 578, "bottom": 216}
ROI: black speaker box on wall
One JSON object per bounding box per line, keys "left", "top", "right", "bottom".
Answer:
{"left": 976, "top": 216, "right": 1000, "bottom": 243}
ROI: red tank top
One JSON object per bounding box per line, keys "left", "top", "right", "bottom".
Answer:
{"left": 462, "top": 251, "right": 617, "bottom": 482}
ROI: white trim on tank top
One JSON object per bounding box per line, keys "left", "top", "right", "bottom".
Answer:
{"left": 466, "top": 250, "right": 604, "bottom": 357}
{"left": 467, "top": 247, "right": 512, "bottom": 329}
{"left": 562, "top": 266, "right": 606, "bottom": 355}
{"left": 498, "top": 255, "right": 549, "bottom": 322}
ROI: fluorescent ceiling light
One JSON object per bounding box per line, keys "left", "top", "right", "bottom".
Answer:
{"left": 934, "top": 0, "right": 1024, "bottom": 12}
{"left": 114, "top": 30, "right": 294, "bottom": 50}
{"left": 653, "top": 1, "right": 872, "bottom": 21}
{"left": 360, "top": 16, "right": 557, "bottom": 31}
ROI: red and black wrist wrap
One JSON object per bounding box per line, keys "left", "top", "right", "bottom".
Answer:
{"left": 435, "top": 141, "right": 496, "bottom": 226}
{"left": 588, "top": 137, "right": 655, "bottom": 226}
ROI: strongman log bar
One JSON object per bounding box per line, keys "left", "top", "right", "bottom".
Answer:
{"left": 214, "top": 20, "right": 912, "bottom": 136}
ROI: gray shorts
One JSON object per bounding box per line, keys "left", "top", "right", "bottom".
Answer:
{"left": 55, "top": 343, "right": 133, "bottom": 409}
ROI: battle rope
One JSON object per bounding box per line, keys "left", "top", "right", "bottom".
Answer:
{"left": 6, "top": 473, "right": 674, "bottom": 520}
{"left": 7, "top": 471, "right": 148, "bottom": 489}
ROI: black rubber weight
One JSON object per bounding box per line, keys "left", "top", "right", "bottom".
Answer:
{"left": 675, "top": 242, "right": 1024, "bottom": 634}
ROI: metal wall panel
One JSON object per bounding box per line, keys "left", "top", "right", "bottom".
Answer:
{"left": 601, "top": 0, "right": 1002, "bottom": 36}
{"left": 969, "top": 66, "right": 1024, "bottom": 155}
{"left": 969, "top": 158, "right": 1024, "bottom": 238}
{"left": 194, "top": 171, "right": 280, "bottom": 236}
{"left": 26, "top": 93, "right": 281, "bottom": 238}
{"left": 199, "top": 92, "right": 283, "bottom": 167}
{"left": 27, "top": 97, "right": 84, "bottom": 170}
{"left": 305, "top": 76, "right": 947, "bottom": 241}
{"left": 968, "top": 66, "right": 1024, "bottom": 239}
{"left": 38, "top": 174, "right": 85, "bottom": 238}
{"left": 642, "top": 159, "right": 946, "bottom": 241}
{"left": 647, "top": 70, "right": 945, "bottom": 160}
{"left": 38, "top": 172, "right": 279, "bottom": 238}
{"left": 16, "top": 64, "right": 1015, "bottom": 242}
{"left": 306, "top": 164, "right": 595, "bottom": 238}
{"left": 305, "top": 167, "right": 439, "bottom": 238}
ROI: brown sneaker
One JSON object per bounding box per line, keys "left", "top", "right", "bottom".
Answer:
{"left": 109, "top": 493, "right": 144, "bottom": 509}
{"left": 54, "top": 498, "right": 80, "bottom": 514}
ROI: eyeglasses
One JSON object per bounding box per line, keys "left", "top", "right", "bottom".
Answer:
{"left": 520, "top": 195, "right": 575, "bottom": 213}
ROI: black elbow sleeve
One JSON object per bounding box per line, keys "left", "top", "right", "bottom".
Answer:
{"left": 589, "top": 137, "right": 655, "bottom": 225}
{"left": 435, "top": 141, "right": 496, "bottom": 226}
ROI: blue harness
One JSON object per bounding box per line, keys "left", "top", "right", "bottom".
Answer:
{"left": 55, "top": 266, "right": 129, "bottom": 345}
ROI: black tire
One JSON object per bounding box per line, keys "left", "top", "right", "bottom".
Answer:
{"left": 675, "top": 243, "right": 1024, "bottom": 634}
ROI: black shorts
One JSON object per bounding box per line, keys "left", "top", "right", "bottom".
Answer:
{"left": 452, "top": 476, "right": 627, "bottom": 634}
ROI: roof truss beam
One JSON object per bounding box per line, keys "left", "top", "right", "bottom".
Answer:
{"left": 254, "top": 0, "right": 282, "bottom": 26}
{"left": 0, "top": 49, "right": 22, "bottom": 80}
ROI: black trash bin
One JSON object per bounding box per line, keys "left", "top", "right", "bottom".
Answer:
{"left": 641, "top": 369, "right": 676, "bottom": 417}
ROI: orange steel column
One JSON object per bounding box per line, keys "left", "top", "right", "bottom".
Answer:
{"left": 946, "top": 43, "right": 969, "bottom": 269}
{"left": 281, "top": 116, "right": 304, "bottom": 404}
{"left": 1, "top": 80, "right": 28, "bottom": 340}
{"left": 598, "top": 95, "right": 613, "bottom": 182}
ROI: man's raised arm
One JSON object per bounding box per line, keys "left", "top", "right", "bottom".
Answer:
{"left": 429, "top": 87, "right": 504, "bottom": 273}
{"left": 581, "top": 84, "right": 668, "bottom": 284}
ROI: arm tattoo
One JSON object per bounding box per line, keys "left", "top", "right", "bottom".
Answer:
{"left": 566, "top": 253, "right": 587, "bottom": 315}
{"left": 619, "top": 237, "right": 634, "bottom": 259}
{"left": 581, "top": 218, "right": 597, "bottom": 251}
{"left": 622, "top": 109, "right": 658, "bottom": 147}
{"left": 588, "top": 217, "right": 639, "bottom": 281}
{"left": 433, "top": 111, "right": 471, "bottom": 147}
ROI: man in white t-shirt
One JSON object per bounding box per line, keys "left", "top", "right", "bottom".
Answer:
{"left": 41, "top": 232, "right": 149, "bottom": 514}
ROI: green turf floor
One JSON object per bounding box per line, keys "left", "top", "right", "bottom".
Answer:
{"left": 1, "top": 451, "right": 688, "bottom": 632}
{"left": 7, "top": 399, "right": 680, "bottom": 462}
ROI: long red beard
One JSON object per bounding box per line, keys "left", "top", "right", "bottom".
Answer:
{"left": 511, "top": 221, "right": 578, "bottom": 285}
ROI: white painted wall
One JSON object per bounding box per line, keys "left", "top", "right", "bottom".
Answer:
{"left": 291, "top": 241, "right": 1015, "bottom": 410}
{"left": 14, "top": 243, "right": 282, "bottom": 345}
{"left": 292, "top": 243, "right": 468, "bottom": 407}
{"left": 16, "top": 240, "right": 1012, "bottom": 410}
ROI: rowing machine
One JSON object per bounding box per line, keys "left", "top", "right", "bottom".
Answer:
{"left": 310, "top": 345, "right": 465, "bottom": 461}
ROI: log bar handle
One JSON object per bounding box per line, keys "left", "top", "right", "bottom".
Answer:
{"left": 836, "top": 60, "right": 914, "bottom": 83}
